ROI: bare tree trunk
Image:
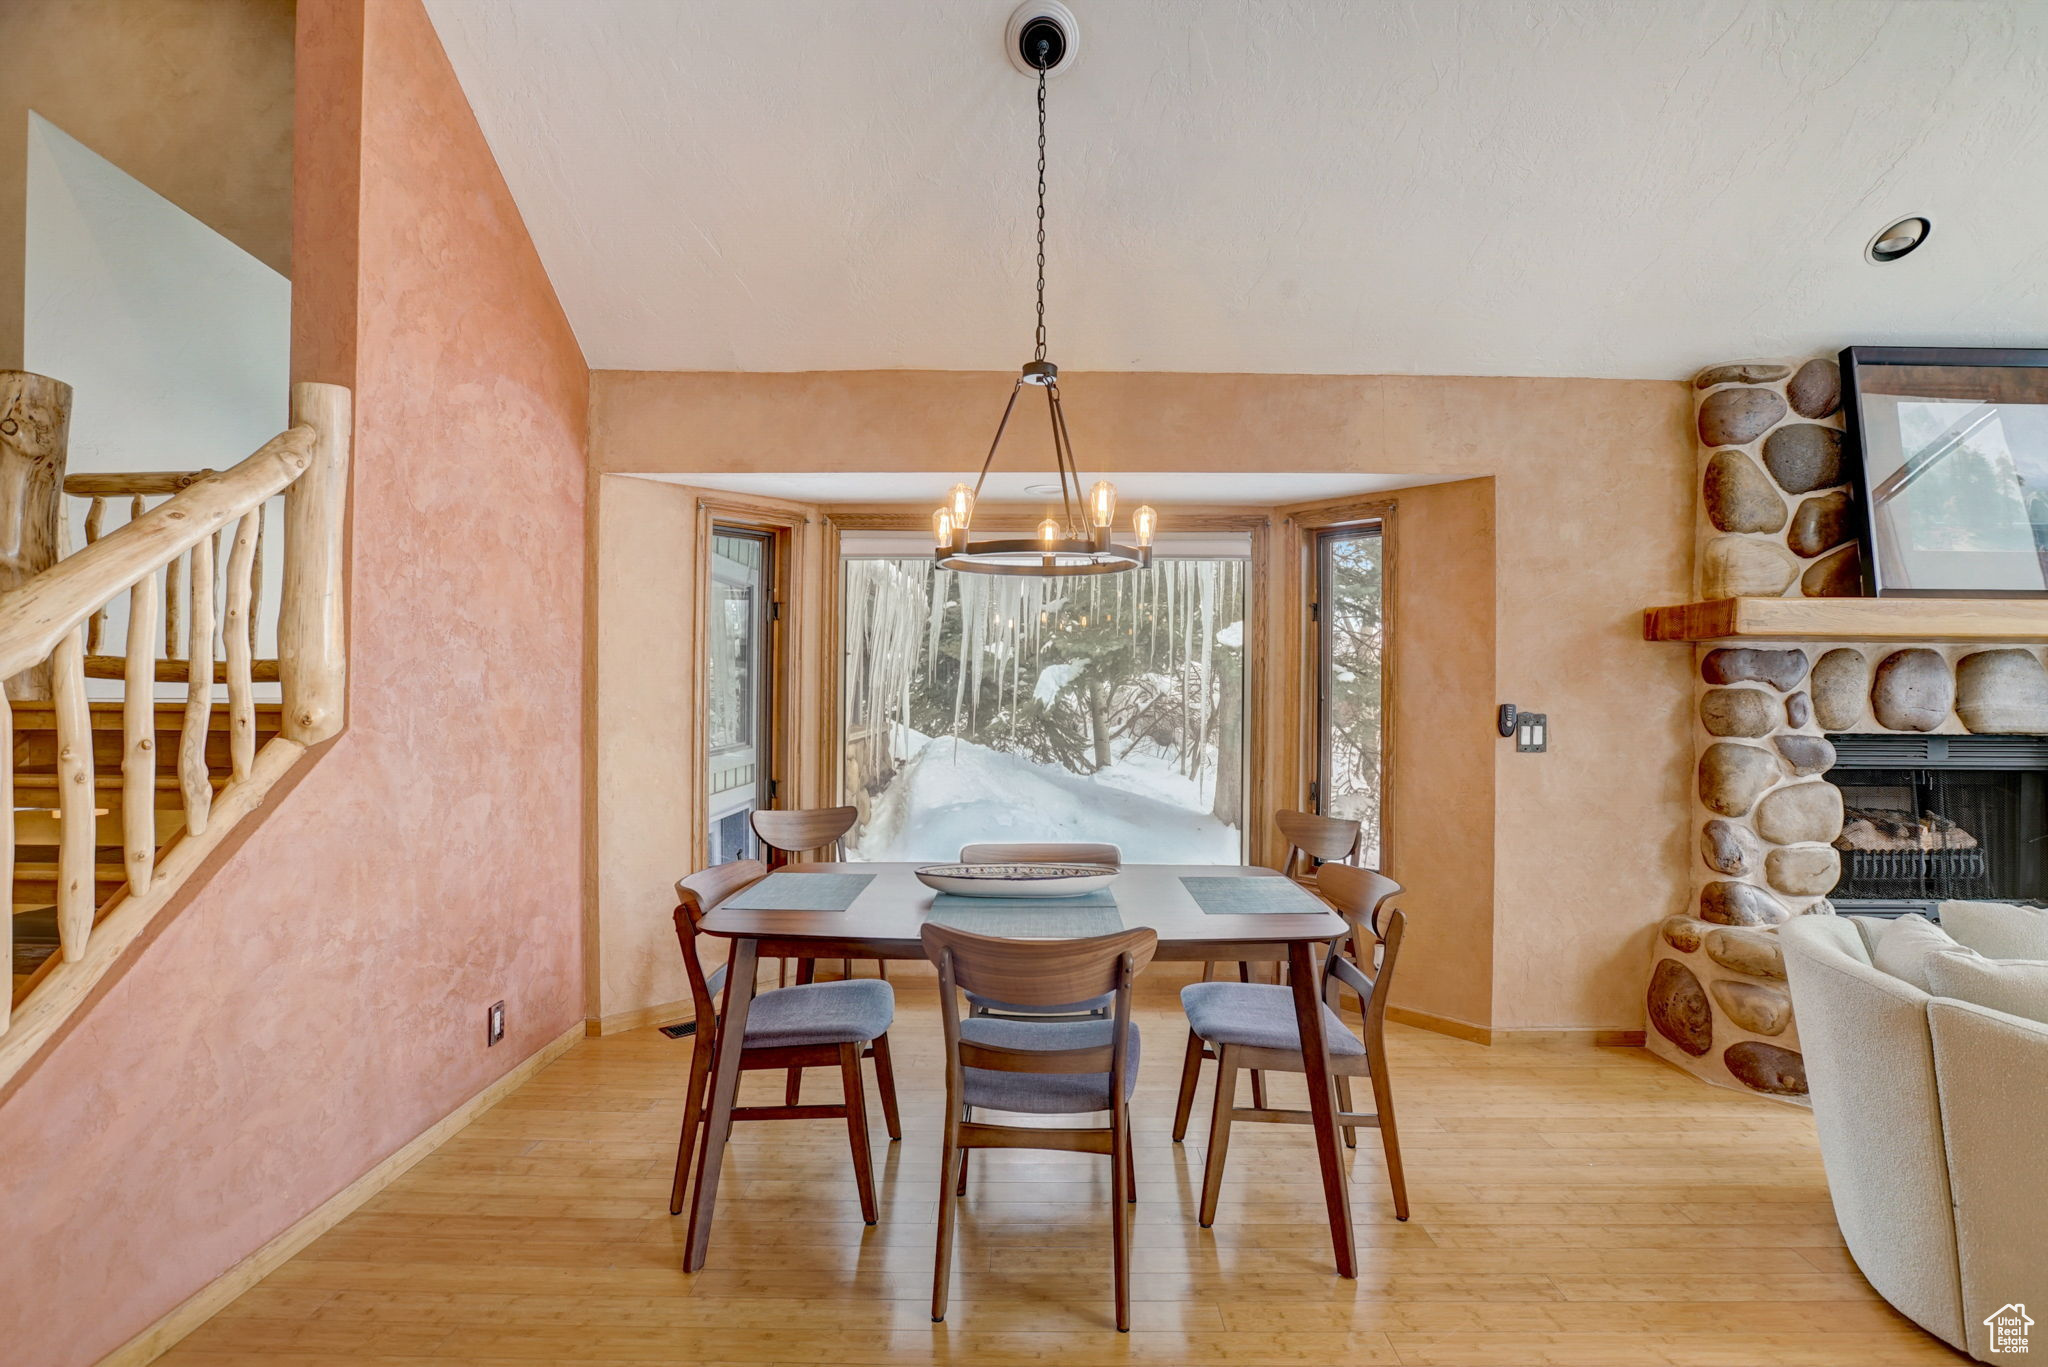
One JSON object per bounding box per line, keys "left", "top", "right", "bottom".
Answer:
{"left": 1211, "top": 654, "right": 1242, "bottom": 825}
{"left": 1085, "top": 678, "right": 1113, "bottom": 772}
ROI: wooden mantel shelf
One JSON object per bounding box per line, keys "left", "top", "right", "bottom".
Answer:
{"left": 1644, "top": 597, "right": 2048, "bottom": 644}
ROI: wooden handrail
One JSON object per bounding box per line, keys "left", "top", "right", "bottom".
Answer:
{"left": 63, "top": 471, "right": 216, "bottom": 498}
{"left": 0, "top": 377, "right": 351, "bottom": 1080}
{"left": 0, "top": 426, "right": 313, "bottom": 680}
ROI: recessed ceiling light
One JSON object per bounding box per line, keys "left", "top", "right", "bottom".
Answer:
{"left": 1866, "top": 215, "right": 1932, "bottom": 264}
{"left": 1023, "top": 483, "right": 1063, "bottom": 497}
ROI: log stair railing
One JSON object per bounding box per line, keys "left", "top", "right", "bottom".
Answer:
{"left": 0, "top": 375, "right": 349, "bottom": 1089}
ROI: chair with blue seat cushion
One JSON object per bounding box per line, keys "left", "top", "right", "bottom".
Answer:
{"left": 955, "top": 842, "right": 1123, "bottom": 1019}
{"left": 667, "top": 859, "right": 901, "bottom": 1227}
{"left": 1171, "top": 862, "right": 1411, "bottom": 1228}
{"left": 924, "top": 921, "right": 1156, "bottom": 1333}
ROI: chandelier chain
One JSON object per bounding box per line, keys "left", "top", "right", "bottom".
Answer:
{"left": 1034, "top": 61, "right": 1048, "bottom": 362}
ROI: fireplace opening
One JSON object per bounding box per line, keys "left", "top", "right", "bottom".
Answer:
{"left": 1826, "top": 734, "right": 2048, "bottom": 915}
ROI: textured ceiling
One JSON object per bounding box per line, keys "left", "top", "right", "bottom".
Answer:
{"left": 425, "top": 0, "right": 2048, "bottom": 380}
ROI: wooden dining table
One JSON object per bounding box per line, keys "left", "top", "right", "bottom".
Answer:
{"left": 685, "top": 861, "right": 1363, "bottom": 1277}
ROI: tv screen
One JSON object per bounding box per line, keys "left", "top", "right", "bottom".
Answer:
{"left": 1844, "top": 346, "right": 2048, "bottom": 597}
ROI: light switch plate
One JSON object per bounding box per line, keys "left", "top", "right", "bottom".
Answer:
{"left": 487, "top": 1000, "right": 505, "bottom": 1046}
{"left": 1515, "top": 713, "right": 1548, "bottom": 753}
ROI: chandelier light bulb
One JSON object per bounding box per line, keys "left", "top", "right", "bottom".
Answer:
{"left": 933, "top": 508, "right": 955, "bottom": 548}
{"left": 946, "top": 482, "right": 976, "bottom": 530}
{"left": 1038, "top": 517, "right": 1061, "bottom": 545}
{"left": 1087, "top": 480, "right": 1117, "bottom": 529}
{"left": 1132, "top": 504, "right": 1157, "bottom": 548}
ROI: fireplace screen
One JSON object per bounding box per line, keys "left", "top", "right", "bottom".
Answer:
{"left": 1828, "top": 736, "right": 2048, "bottom": 907}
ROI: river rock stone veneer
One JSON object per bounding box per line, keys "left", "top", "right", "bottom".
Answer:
{"left": 1650, "top": 355, "right": 2048, "bottom": 1100}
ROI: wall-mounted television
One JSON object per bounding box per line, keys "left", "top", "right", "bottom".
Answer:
{"left": 1843, "top": 346, "right": 2048, "bottom": 597}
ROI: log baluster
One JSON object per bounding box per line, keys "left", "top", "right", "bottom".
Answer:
{"left": 165, "top": 554, "right": 185, "bottom": 662}
{"left": 248, "top": 502, "right": 265, "bottom": 653}
{"left": 124, "top": 575, "right": 159, "bottom": 894}
{"left": 224, "top": 510, "right": 259, "bottom": 781}
{"left": 53, "top": 627, "right": 94, "bottom": 960}
{"left": 83, "top": 498, "right": 106, "bottom": 653}
{"left": 178, "top": 534, "right": 215, "bottom": 836}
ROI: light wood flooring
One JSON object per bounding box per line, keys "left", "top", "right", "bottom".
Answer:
{"left": 160, "top": 968, "right": 1968, "bottom": 1366}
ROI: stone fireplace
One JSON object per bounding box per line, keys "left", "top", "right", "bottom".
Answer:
{"left": 1644, "top": 355, "right": 2048, "bottom": 1101}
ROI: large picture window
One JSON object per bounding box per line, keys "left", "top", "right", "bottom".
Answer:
{"left": 841, "top": 545, "right": 1248, "bottom": 862}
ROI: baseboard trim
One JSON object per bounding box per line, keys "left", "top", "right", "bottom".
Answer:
{"left": 97, "top": 1022, "right": 582, "bottom": 1367}
{"left": 587, "top": 996, "right": 694, "bottom": 1037}
{"left": 1386, "top": 1007, "right": 1646, "bottom": 1049}
{"left": 1386, "top": 1005, "right": 1493, "bottom": 1044}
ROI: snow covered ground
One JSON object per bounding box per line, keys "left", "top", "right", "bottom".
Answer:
{"left": 849, "top": 729, "right": 1241, "bottom": 863}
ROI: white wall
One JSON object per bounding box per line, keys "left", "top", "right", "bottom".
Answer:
{"left": 22, "top": 112, "right": 289, "bottom": 692}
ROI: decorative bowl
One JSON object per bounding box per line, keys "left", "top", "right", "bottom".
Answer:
{"left": 914, "top": 862, "right": 1118, "bottom": 899}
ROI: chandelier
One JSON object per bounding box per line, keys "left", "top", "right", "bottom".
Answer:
{"left": 932, "top": 5, "right": 1155, "bottom": 578}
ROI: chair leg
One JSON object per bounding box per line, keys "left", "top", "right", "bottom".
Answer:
{"left": 1367, "top": 1053, "right": 1409, "bottom": 1221}
{"left": 1172, "top": 1029, "right": 1205, "bottom": 1143}
{"left": 668, "top": 1029, "right": 714, "bottom": 1216}
{"left": 932, "top": 1100, "right": 963, "bottom": 1322}
{"left": 1122, "top": 1103, "right": 1138, "bottom": 1203}
{"left": 955, "top": 1107, "right": 972, "bottom": 1196}
{"left": 869, "top": 1032, "right": 902, "bottom": 1141}
{"left": 1336, "top": 1074, "right": 1358, "bottom": 1150}
{"left": 839, "top": 1043, "right": 878, "bottom": 1225}
{"left": 785, "top": 1065, "right": 803, "bottom": 1106}
{"left": 1110, "top": 1097, "right": 1131, "bottom": 1332}
{"left": 795, "top": 958, "right": 817, "bottom": 985}
{"left": 1198, "top": 1047, "right": 1240, "bottom": 1228}
{"left": 1236, "top": 962, "right": 1267, "bottom": 1109}
{"left": 841, "top": 958, "right": 854, "bottom": 980}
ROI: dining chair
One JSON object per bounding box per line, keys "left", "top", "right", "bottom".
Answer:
{"left": 1206, "top": 811, "right": 1367, "bottom": 1105}
{"left": 923, "top": 922, "right": 1157, "bottom": 1332}
{"left": 954, "top": 842, "right": 1124, "bottom": 1020}
{"left": 751, "top": 806, "right": 877, "bottom": 985}
{"left": 668, "top": 858, "right": 902, "bottom": 1226}
{"left": 1276, "top": 809, "right": 1364, "bottom": 882}
{"left": 1171, "top": 862, "right": 1410, "bottom": 1224}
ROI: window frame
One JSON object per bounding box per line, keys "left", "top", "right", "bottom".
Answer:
{"left": 1311, "top": 521, "right": 1387, "bottom": 865}
{"left": 1274, "top": 496, "right": 1396, "bottom": 875}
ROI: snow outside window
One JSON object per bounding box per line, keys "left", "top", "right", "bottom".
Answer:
{"left": 841, "top": 550, "right": 1248, "bottom": 863}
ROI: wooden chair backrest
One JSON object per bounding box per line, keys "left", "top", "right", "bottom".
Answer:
{"left": 957, "top": 841, "right": 1123, "bottom": 867}
{"left": 1276, "top": 809, "right": 1362, "bottom": 876}
{"left": 672, "top": 858, "right": 767, "bottom": 1037}
{"left": 751, "top": 806, "right": 857, "bottom": 861}
{"left": 1314, "top": 862, "right": 1406, "bottom": 1048}
{"left": 923, "top": 923, "right": 1157, "bottom": 1088}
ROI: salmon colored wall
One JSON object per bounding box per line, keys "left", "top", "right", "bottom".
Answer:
{"left": 590, "top": 369, "right": 1692, "bottom": 1032}
{"left": 0, "top": 3, "right": 588, "bottom": 1363}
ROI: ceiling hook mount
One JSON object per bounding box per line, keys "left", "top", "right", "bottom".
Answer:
{"left": 1006, "top": 1, "right": 1078, "bottom": 78}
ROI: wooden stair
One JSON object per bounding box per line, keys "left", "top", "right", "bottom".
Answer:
{"left": 11, "top": 700, "right": 283, "bottom": 985}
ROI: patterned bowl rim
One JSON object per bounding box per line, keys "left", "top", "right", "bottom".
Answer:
{"left": 914, "top": 862, "right": 1119, "bottom": 880}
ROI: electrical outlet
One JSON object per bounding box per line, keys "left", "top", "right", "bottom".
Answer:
{"left": 487, "top": 1000, "right": 505, "bottom": 1046}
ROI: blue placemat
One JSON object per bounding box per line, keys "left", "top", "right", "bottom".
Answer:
{"left": 927, "top": 889, "right": 1122, "bottom": 938}
{"left": 720, "top": 871, "right": 875, "bottom": 912}
{"left": 1181, "top": 875, "right": 1329, "bottom": 915}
